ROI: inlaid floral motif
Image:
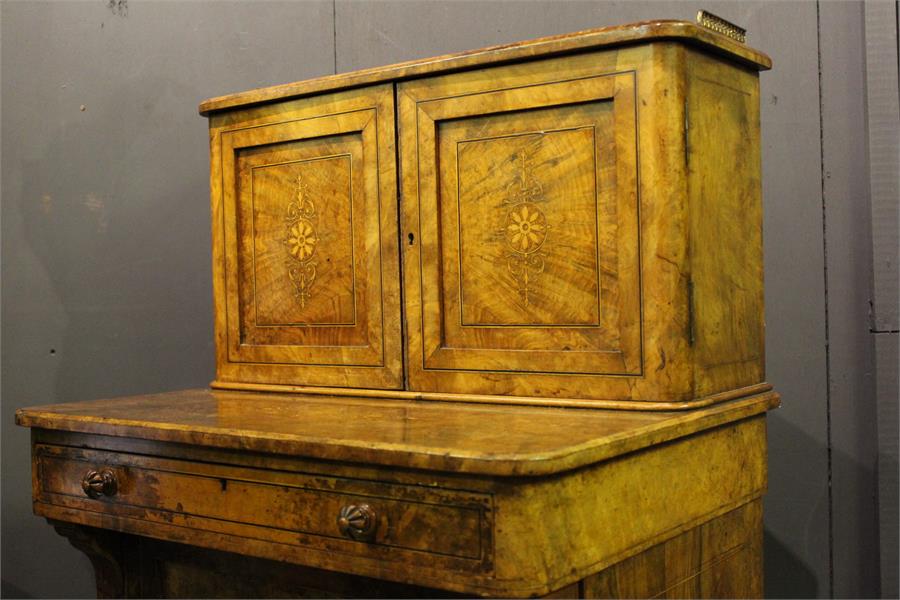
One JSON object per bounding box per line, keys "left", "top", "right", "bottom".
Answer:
{"left": 288, "top": 220, "right": 317, "bottom": 261}
{"left": 502, "top": 149, "right": 551, "bottom": 305}
{"left": 283, "top": 175, "right": 319, "bottom": 307}
{"left": 506, "top": 203, "right": 547, "bottom": 253}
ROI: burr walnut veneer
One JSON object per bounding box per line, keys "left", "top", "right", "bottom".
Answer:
{"left": 18, "top": 19, "right": 777, "bottom": 598}
{"left": 201, "top": 19, "right": 772, "bottom": 408}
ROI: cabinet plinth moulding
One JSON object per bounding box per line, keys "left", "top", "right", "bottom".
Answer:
{"left": 18, "top": 17, "right": 778, "bottom": 598}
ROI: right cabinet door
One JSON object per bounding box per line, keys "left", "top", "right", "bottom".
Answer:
{"left": 399, "top": 52, "right": 643, "bottom": 398}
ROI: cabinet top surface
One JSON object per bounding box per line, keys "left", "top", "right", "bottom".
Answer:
{"left": 18, "top": 389, "right": 778, "bottom": 476}
{"left": 198, "top": 19, "right": 772, "bottom": 116}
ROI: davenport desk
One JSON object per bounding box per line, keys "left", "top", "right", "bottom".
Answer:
{"left": 17, "top": 17, "right": 779, "bottom": 598}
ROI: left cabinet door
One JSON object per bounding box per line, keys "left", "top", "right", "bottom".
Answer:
{"left": 209, "top": 85, "right": 403, "bottom": 389}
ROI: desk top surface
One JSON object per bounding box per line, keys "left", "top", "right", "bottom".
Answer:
{"left": 199, "top": 19, "right": 772, "bottom": 116}
{"left": 18, "top": 388, "right": 778, "bottom": 476}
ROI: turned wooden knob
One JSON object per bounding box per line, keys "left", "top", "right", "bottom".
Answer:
{"left": 337, "top": 504, "right": 377, "bottom": 541}
{"left": 81, "top": 469, "right": 118, "bottom": 499}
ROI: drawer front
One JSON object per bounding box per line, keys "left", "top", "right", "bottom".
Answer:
{"left": 210, "top": 84, "right": 403, "bottom": 389}
{"left": 399, "top": 50, "right": 643, "bottom": 398}
{"left": 35, "top": 445, "right": 491, "bottom": 568}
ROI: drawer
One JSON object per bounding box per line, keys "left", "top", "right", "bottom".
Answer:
{"left": 35, "top": 444, "right": 492, "bottom": 568}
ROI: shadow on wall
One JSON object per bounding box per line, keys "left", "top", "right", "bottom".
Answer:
{"left": 764, "top": 407, "right": 883, "bottom": 598}
{"left": 1, "top": 579, "right": 35, "bottom": 599}
{"left": 764, "top": 529, "right": 818, "bottom": 598}
{"left": 878, "top": 450, "right": 899, "bottom": 597}
{"left": 763, "top": 407, "right": 830, "bottom": 599}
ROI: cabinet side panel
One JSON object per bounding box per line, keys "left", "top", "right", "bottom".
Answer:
{"left": 686, "top": 51, "right": 765, "bottom": 397}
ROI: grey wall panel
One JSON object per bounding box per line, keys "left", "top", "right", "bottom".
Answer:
{"left": 820, "top": 2, "right": 881, "bottom": 597}
{"left": 752, "top": 4, "right": 832, "bottom": 597}
{"left": 335, "top": 3, "right": 831, "bottom": 597}
{"left": 864, "top": 1, "right": 899, "bottom": 333}
{"left": 0, "top": 2, "right": 334, "bottom": 598}
{"left": 334, "top": 0, "right": 772, "bottom": 73}
{"left": 875, "top": 331, "right": 899, "bottom": 598}
{"left": 864, "top": 3, "right": 900, "bottom": 597}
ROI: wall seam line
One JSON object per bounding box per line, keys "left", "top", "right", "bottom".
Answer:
{"left": 815, "top": 3, "right": 836, "bottom": 597}
{"left": 332, "top": 0, "right": 338, "bottom": 75}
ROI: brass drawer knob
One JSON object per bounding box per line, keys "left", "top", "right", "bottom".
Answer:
{"left": 337, "top": 504, "right": 377, "bottom": 541}
{"left": 81, "top": 469, "right": 118, "bottom": 499}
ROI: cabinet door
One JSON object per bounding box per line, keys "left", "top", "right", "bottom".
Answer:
{"left": 399, "top": 54, "right": 641, "bottom": 397}
{"left": 211, "top": 85, "right": 402, "bottom": 389}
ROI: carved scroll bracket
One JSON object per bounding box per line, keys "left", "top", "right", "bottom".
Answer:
{"left": 50, "top": 520, "right": 128, "bottom": 598}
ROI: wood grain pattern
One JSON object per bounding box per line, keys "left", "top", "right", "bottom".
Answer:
{"left": 203, "top": 20, "right": 771, "bottom": 409}
{"left": 402, "top": 62, "right": 641, "bottom": 379}
{"left": 17, "top": 388, "right": 778, "bottom": 476}
{"left": 244, "top": 151, "right": 354, "bottom": 326}
{"left": 19, "top": 20, "right": 777, "bottom": 600}
{"left": 198, "top": 20, "right": 771, "bottom": 115}
{"left": 47, "top": 505, "right": 760, "bottom": 599}
{"left": 37, "top": 445, "right": 490, "bottom": 565}
{"left": 210, "top": 84, "right": 403, "bottom": 389}
{"left": 32, "top": 415, "right": 769, "bottom": 597}
{"left": 457, "top": 127, "right": 599, "bottom": 325}
{"left": 581, "top": 500, "right": 763, "bottom": 598}
{"left": 685, "top": 48, "right": 766, "bottom": 398}
{"left": 390, "top": 39, "right": 770, "bottom": 404}
{"left": 226, "top": 111, "right": 373, "bottom": 355}
{"left": 488, "top": 417, "right": 768, "bottom": 594}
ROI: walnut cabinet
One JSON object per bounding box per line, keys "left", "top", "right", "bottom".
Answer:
{"left": 18, "top": 18, "right": 779, "bottom": 599}
{"left": 204, "top": 20, "right": 772, "bottom": 407}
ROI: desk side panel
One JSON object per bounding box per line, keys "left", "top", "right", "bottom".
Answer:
{"left": 492, "top": 415, "right": 768, "bottom": 594}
